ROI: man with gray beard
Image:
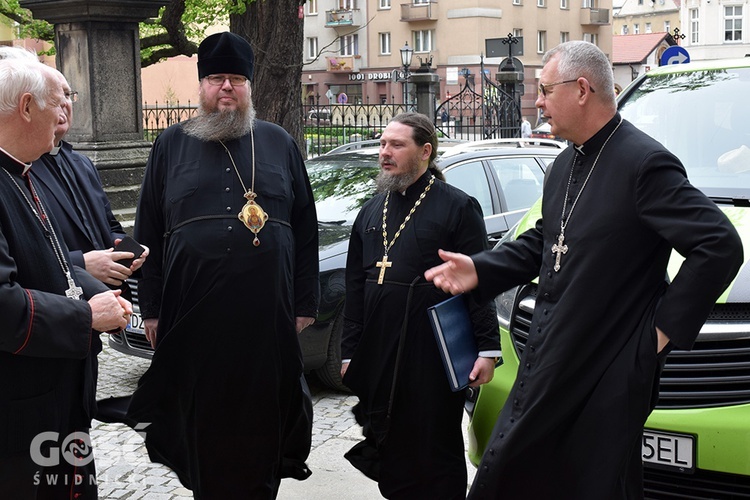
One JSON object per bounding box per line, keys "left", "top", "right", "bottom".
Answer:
{"left": 340, "top": 113, "right": 499, "bottom": 499}
{"left": 126, "top": 32, "right": 319, "bottom": 498}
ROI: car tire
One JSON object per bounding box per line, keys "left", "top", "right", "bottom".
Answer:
{"left": 314, "top": 309, "right": 350, "bottom": 392}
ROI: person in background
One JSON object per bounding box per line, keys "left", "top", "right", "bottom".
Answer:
{"left": 0, "top": 56, "right": 131, "bottom": 498}
{"left": 521, "top": 116, "right": 532, "bottom": 138}
{"left": 127, "top": 32, "right": 319, "bottom": 498}
{"left": 341, "top": 112, "right": 499, "bottom": 499}
{"left": 425, "top": 41, "right": 743, "bottom": 499}
{"left": 29, "top": 69, "right": 147, "bottom": 294}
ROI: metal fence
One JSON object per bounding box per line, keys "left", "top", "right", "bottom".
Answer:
{"left": 143, "top": 101, "right": 198, "bottom": 142}
{"left": 143, "top": 78, "right": 523, "bottom": 157}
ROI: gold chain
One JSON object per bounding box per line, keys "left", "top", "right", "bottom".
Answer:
{"left": 382, "top": 175, "right": 435, "bottom": 254}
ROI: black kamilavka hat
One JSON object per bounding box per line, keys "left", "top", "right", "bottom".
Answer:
{"left": 197, "top": 32, "right": 254, "bottom": 82}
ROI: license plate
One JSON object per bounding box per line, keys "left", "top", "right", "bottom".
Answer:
{"left": 126, "top": 308, "right": 145, "bottom": 335}
{"left": 642, "top": 429, "right": 694, "bottom": 473}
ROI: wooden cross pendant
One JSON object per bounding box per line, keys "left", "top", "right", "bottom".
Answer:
{"left": 551, "top": 232, "right": 568, "bottom": 272}
{"left": 376, "top": 254, "right": 392, "bottom": 284}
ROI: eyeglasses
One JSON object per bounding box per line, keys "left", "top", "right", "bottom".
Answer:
{"left": 538, "top": 78, "right": 596, "bottom": 97}
{"left": 205, "top": 75, "right": 248, "bottom": 87}
{"left": 64, "top": 91, "right": 78, "bottom": 103}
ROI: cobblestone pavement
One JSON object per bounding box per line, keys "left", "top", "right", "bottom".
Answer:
{"left": 92, "top": 342, "right": 475, "bottom": 499}
{"left": 92, "top": 343, "right": 380, "bottom": 499}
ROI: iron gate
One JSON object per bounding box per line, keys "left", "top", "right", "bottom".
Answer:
{"left": 436, "top": 58, "right": 522, "bottom": 141}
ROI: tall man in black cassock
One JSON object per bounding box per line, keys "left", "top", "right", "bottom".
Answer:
{"left": 426, "top": 41, "right": 744, "bottom": 498}
{"left": 0, "top": 57, "right": 131, "bottom": 497}
{"left": 341, "top": 112, "right": 500, "bottom": 499}
{"left": 126, "top": 32, "right": 319, "bottom": 498}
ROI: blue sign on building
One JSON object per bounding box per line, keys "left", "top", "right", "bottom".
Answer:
{"left": 660, "top": 46, "right": 690, "bottom": 66}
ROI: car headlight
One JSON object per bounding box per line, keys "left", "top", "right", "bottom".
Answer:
{"left": 495, "top": 287, "right": 518, "bottom": 329}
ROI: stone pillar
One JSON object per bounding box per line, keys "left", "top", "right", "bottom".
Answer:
{"left": 19, "top": 0, "right": 166, "bottom": 212}
{"left": 410, "top": 66, "right": 440, "bottom": 124}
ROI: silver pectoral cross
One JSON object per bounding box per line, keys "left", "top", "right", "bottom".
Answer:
{"left": 551, "top": 232, "right": 568, "bottom": 272}
{"left": 376, "top": 254, "right": 392, "bottom": 285}
{"left": 65, "top": 272, "right": 84, "bottom": 300}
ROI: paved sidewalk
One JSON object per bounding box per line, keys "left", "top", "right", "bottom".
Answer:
{"left": 93, "top": 344, "right": 476, "bottom": 499}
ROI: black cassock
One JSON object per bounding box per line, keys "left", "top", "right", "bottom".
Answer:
{"left": 127, "top": 121, "right": 319, "bottom": 498}
{"left": 0, "top": 151, "right": 108, "bottom": 496}
{"left": 343, "top": 171, "right": 500, "bottom": 499}
{"left": 467, "top": 115, "right": 744, "bottom": 499}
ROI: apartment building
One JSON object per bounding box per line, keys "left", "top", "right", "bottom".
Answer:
{"left": 613, "top": 0, "right": 680, "bottom": 37}
{"left": 302, "top": 0, "right": 613, "bottom": 116}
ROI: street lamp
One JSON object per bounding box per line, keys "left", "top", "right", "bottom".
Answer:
{"left": 400, "top": 41, "right": 414, "bottom": 69}
{"left": 399, "top": 41, "right": 414, "bottom": 105}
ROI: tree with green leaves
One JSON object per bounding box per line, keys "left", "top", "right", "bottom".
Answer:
{"left": 0, "top": 0, "right": 307, "bottom": 150}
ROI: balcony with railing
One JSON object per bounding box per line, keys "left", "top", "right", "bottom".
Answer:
{"left": 325, "top": 9, "right": 363, "bottom": 27}
{"left": 580, "top": 7, "right": 610, "bottom": 25}
{"left": 400, "top": 2, "right": 437, "bottom": 21}
{"left": 326, "top": 55, "right": 362, "bottom": 73}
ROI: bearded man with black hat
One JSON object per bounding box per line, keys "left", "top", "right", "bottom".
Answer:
{"left": 126, "top": 31, "right": 319, "bottom": 498}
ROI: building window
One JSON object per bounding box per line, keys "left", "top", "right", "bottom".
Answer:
{"left": 379, "top": 32, "right": 391, "bottom": 55}
{"left": 560, "top": 31, "right": 570, "bottom": 43}
{"left": 561, "top": 0, "right": 568, "bottom": 8}
{"left": 690, "top": 9, "right": 699, "bottom": 44}
{"left": 514, "top": 28, "right": 523, "bottom": 38}
{"left": 725, "top": 5, "right": 743, "bottom": 42}
{"left": 582, "top": 0, "right": 593, "bottom": 8}
{"left": 306, "top": 37, "right": 318, "bottom": 60}
{"left": 307, "top": 0, "right": 317, "bottom": 15}
{"left": 645, "top": 22, "right": 652, "bottom": 33}
{"left": 638, "top": 0, "right": 643, "bottom": 4}
{"left": 513, "top": 0, "right": 522, "bottom": 5}
{"left": 339, "top": 0, "right": 355, "bottom": 9}
{"left": 583, "top": 32, "right": 598, "bottom": 45}
{"left": 413, "top": 30, "right": 434, "bottom": 52}
{"left": 538, "top": 0, "right": 545, "bottom": 7}
{"left": 537, "top": 31, "right": 547, "bottom": 53}
{"left": 340, "top": 34, "right": 359, "bottom": 56}
{"left": 413, "top": 0, "right": 430, "bottom": 4}
{"left": 664, "top": 20, "right": 670, "bottom": 33}
{"left": 622, "top": 25, "right": 629, "bottom": 35}
{"left": 380, "top": 0, "right": 391, "bottom": 8}
{"left": 633, "top": 23, "right": 640, "bottom": 34}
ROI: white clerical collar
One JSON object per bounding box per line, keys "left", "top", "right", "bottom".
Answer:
{"left": 49, "top": 145, "right": 61, "bottom": 156}
{"left": 0, "top": 146, "right": 32, "bottom": 174}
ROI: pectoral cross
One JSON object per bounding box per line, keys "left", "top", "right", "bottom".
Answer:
{"left": 65, "top": 273, "right": 84, "bottom": 300}
{"left": 376, "top": 254, "right": 392, "bottom": 285}
{"left": 551, "top": 233, "right": 568, "bottom": 272}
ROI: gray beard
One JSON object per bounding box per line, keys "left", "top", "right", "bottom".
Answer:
{"left": 182, "top": 103, "right": 256, "bottom": 142}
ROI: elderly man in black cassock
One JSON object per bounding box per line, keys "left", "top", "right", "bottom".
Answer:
{"left": 126, "top": 32, "right": 319, "bottom": 498}
{"left": 31, "top": 70, "right": 148, "bottom": 289}
{"left": 341, "top": 112, "right": 500, "bottom": 499}
{"left": 426, "top": 41, "right": 744, "bottom": 498}
{"left": 0, "top": 58, "right": 131, "bottom": 497}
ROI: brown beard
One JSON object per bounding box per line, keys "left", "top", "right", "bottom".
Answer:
{"left": 375, "top": 156, "right": 424, "bottom": 193}
{"left": 182, "top": 100, "right": 256, "bottom": 142}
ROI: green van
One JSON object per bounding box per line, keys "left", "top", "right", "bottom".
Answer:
{"left": 468, "top": 59, "right": 750, "bottom": 498}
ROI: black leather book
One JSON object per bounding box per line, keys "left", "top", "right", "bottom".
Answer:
{"left": 427, "top": 294, "right": 478, "bottom": 391}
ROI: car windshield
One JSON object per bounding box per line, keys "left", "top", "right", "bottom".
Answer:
{"left": 619, "top": 66, "right": 750, "bottom": 198}
{"left": 307, "top": 152, "right": 380, "bottom": 226}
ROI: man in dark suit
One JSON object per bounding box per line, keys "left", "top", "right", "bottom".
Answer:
{"left": 31, "top": 71, "right": 148, "bottom": 287}
{"left": 0, "top": 57, "right": 132, "bottom": 498}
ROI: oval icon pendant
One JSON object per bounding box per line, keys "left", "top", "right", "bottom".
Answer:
{"left": 238, "top": 199, "right": 268, "bottom": 247}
